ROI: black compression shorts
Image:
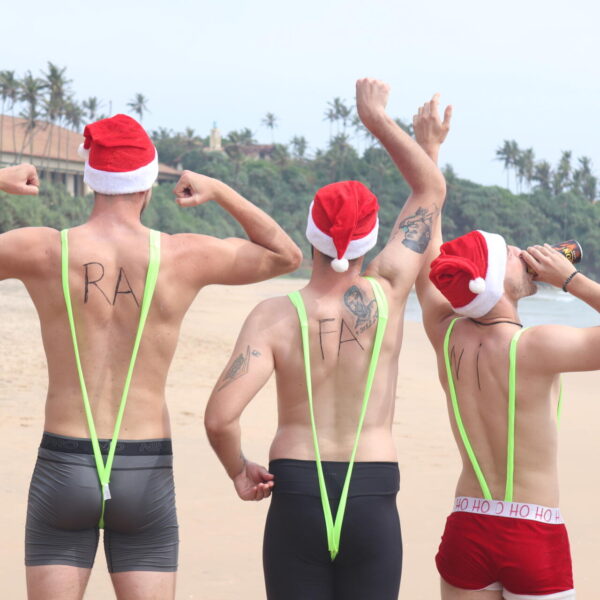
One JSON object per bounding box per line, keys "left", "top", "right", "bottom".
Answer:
{"left": 263, "top": 459, "right": 402, "bottom": 600}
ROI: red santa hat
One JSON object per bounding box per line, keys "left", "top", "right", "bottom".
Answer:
{"left": 306, "top": 181, "right": 379, "bottom": 272}
{"left": 429, "top": 230, "right": 507, "bottom": 318}
{"left": 78, "top": 114, "right": 158, "bottom": 195}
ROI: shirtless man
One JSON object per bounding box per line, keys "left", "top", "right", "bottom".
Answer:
{"left": 204, "top": 78, "right": 448, "bottom": 600}
{"left": 0, "top": 115, "right": 301, "bottom": 600}
{"left": 414, "top": 99, "right": 584, "bottom": 598}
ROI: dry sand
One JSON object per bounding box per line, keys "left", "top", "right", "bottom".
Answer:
{"left": 1, "top": 277, "right": 598, "bottom": 599}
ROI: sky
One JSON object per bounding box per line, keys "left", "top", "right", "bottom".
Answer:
{"left": 2, "top": 0, "right": 600, "bottom": 187}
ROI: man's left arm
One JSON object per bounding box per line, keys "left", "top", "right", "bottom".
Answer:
{"left": 204, "top": 301, "right": 276, "bottom": 501}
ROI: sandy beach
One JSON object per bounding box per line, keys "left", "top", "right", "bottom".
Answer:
{"left": 1, "top": 276, "right": 598, "bottom": 599}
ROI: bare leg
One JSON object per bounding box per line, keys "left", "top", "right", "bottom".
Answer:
{"left": 111, "top": 571, "right": 177, "bottom": 600}
{"left": 441, "top": 578, "right": 504, "bottom": 600}
{"left": 26, "top": 565, "right": 92, "bottom": 600}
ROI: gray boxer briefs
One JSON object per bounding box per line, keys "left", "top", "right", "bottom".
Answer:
{"left": 25, "top": 433, "right": 179, "bottom": 572}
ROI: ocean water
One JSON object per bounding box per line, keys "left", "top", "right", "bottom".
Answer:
{"left": 405, "top": 284, "right": 600, "bottom": 328}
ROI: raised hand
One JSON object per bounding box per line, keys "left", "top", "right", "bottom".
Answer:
{"left": 0, "top": 163, "right": 40, "bottom": 195}
{"left": 356, "top": 78, "right": 391, "bottom": 132}
{"left": 413, "top": 94, "right": 452, "bottom": 159}
{"left": 521, "top": 244, "right": 578, "bottom": 289}
{"left": 173, "top": 170, "right": 222, "bottom": 207}
{"left": 232, "top": 460, "right": 275, "bottom": 501}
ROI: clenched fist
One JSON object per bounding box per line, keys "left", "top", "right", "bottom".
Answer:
{"left": 0, "top": 163, "right": 40, "bottom": 195}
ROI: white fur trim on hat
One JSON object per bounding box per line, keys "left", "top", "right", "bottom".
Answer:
{"left": 454, "top": 231, "right": 507, "bottom": 318}
{"left": 84, "top": 150, "right": 159, "bottom": 195}
{"left": 305, "top": 201, "right": 379, "bottom": 260}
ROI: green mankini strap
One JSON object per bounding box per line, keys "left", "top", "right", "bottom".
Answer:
{"left": 288, "top": 276, "right": 388, "bottom": 560}
{"left": 443, "top": 317, "right": 563, "bottom": 503}
{"left": 60, "top": 228, "right": 161, "bottom": 528}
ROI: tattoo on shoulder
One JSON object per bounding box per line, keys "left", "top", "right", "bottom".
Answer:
{"left": 218, "top": 345, "right": 260, "bottom": 391}
{"left": 395, "top": 205, "right": 439, "bottom": 254}
{"left": 343, "top": 285, "right": 378, "bottom": 334}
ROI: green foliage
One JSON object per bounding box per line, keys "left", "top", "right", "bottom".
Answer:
{"left": 2, "top": 144, "right": 600, "bottom": 281}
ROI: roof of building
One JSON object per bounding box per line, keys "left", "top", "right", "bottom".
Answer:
{"left": 0, "top": 115, "right": 180, "bottom": 176}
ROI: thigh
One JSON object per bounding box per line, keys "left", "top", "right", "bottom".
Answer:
{"left": 111, "top": 571, "right": 177, "bottom": 600}
{"left": 26, "top": 565, "right": 92, "bottom": 600}
{"left": 263, "top": 493, "right": 334, "bottom": 600}
{"left": 333, "top": 494, "right": 402, "bottom": 600}
{"left": 441, "top": 578, "right": 503, "bottom": 600}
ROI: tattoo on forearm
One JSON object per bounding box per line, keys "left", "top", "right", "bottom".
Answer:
{"left": 395, "top": 205, "right": 439, "bottom": 254}
{"left": 218, "top": 345, "right": 259, "bottom": 391}
{"left": 83, "top": 262, "right": 139, "bottom": 307}
{"left": 343, "top": 286, "right": 378, "bottom": 334}
{"left": 338, "top": 319, "right": 364, "bottom": 355}
{"left": 318, "top": 318, "right": 336, "bottom": 360}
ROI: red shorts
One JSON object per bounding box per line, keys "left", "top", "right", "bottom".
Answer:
{"left": 436, "top": 499, "right": 574, "bottom": 596}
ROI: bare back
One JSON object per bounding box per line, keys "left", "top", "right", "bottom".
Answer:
{"left": 233, "top": 275, "right": 407, "bottom": 462}
{"left": 17, "top": 224, "right": 223, "bottom": 439}
{"left": 433, "top": 317, "right": 562, "bottom": 507}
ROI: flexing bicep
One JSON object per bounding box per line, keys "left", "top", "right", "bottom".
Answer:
{"left": 526, "top": 325, "right": 600, "bottom": 373}
{"left": 366, "top": 191, "right": 442, "bottom": 295}
{"left": 0, "top": 227, "right": 54, "bottom": 281}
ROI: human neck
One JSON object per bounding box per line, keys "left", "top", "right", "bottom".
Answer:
{"left": 87, "top": 194, "right": 145, "bottom": 228}
{"left": 472, "top": 297, "right": 521, "bottom": 326}
{"left": 307, "top": 257, "right": 363, "bottom": 295}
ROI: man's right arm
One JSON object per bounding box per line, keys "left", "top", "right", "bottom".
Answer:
{"left": 172, "top": 171, "right": 302, "bottom": 287}
{"left": 0, "top": 164, "right": 51, "bottom": 282}
{"left": 358, "top": 79, "right": 447, "bottom": 298}
{"left": 521, "top": 245, "right": 600, "bottom": 372}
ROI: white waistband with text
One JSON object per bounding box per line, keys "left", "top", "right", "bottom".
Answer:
{"left": 453, "top": 496, "right": 564, "bottom": 524}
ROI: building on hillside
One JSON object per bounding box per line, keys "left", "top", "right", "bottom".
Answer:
{"left": 0, "top": 115, "right": 180, "bottom": 196}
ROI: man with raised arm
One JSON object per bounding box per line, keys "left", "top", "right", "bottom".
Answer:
{"left": 414, "top": 98, "right": 581, "bottom": 599}
{"left": 204, "top": 78, "right": 448, "bottom": 600}
{"left": 0, "top": 115, "right": 301, "bottom": 600}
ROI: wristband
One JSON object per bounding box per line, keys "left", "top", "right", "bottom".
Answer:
{"left": 562, "top": 270, "right": 579, "bottom": 292}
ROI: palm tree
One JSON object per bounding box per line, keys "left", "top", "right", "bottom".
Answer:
{"left": 82, "top": 96, "right": 101, "bottom": 122}
{"left": 41, "top": 62, "right": 70, "bottom": 169}
{"left": 262, "top": 112, "right": 278, "bottom": 143}
{"left": 496, "top": 140, "right": 513, "bottom": 190}
{"left": 0, "top": 71, "right": 21, "bottom": 160}
{"left": 64, "top": 98, "right": 84, "bottom": 132}
{"left": 515, "top": 148, "right": 535, "bottom": 192}
{"left": 290, "top": 135, "right": 308, "bottom": 159}
{"left": 18, "top": 71, "right": 46, "bottom": 161}
{"left": 127, "top": 93, "right": 149, "bottom": 122}
{"left": 324, "top": 99, "right": 339, "bottom": 140}
{"left": 573, "top": 156, "right": 596, "bottom": 202}
{"left": 553, "top": 151, "right": 572, "bottom": 195}
{"left": 532, "top": 160, "right": 552, "bottom": 193}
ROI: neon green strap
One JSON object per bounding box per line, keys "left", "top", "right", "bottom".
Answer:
{"left": 506, "top": 326, "right": 527, "bottom": 502}
{"left": 443, "top": 318, "right": 493, "bottom": 500}
{"left": 288, "top": 276, "right": 388, "bottom": 560}
{"left": 61, "top": 229, "right": 161, "bottom": 527}
{"left": 445, "top": 320, "right": 563, "bottom": 503}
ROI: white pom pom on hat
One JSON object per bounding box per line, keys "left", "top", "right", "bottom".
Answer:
{"left": 331, "top": 258, "right": 349, "bottom": 272}
{"left": 77, "top": 143, "right": 90, "bottom": 160}
{"left": 469, "top": 277, "right": 486, "bottom": 294}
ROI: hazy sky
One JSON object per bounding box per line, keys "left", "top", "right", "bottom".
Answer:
{"left": 3, "top": 0, "right": 599, "bottom": 187}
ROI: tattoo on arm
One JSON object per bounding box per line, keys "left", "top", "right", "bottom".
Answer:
{"left": 343, "top": 285, "right": 378, "bottom": 334}
{"left": 218, "top": 345, "right": 260, "bottom": 391}
{"left": 395, "top": 205, "right": 439, "bottom": 254}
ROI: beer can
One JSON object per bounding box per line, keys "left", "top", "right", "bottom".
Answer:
{"left": 526, "top": 239, "right": 582, "bottom": 273}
